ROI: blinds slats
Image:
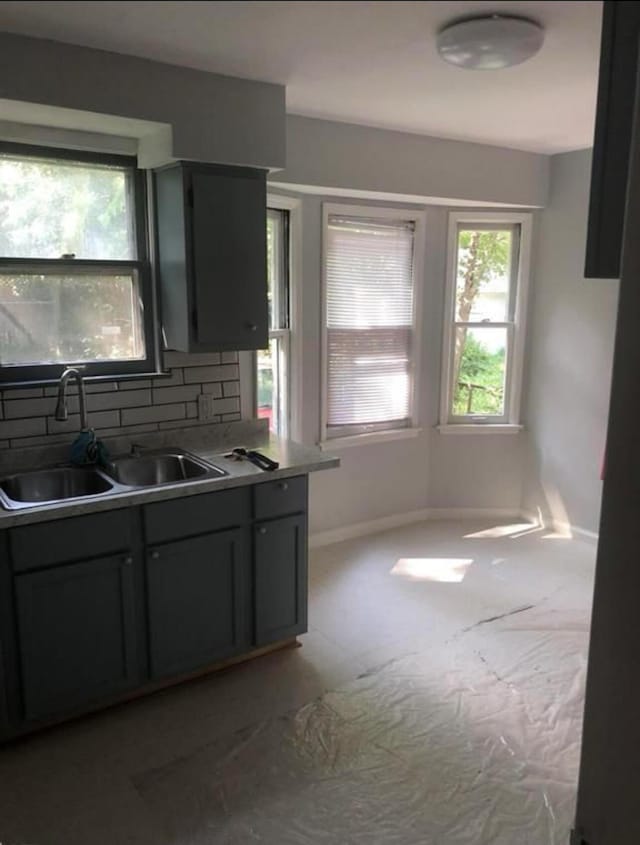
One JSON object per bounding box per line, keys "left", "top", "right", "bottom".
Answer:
{"left": 326, "top": 215, "right": 415, "bottom": 430}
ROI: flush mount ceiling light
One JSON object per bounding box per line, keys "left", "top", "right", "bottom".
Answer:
{"left": 437, "top": 14, "right": 545, "bottom": 70}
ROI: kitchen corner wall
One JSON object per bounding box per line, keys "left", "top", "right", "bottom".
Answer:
{"left": 0, "top": 352, "right": 241, "bottom": 452}
{"left": 522, "top": 149, "right": 619, "bottom": 535}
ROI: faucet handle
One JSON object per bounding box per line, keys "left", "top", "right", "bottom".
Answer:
{"left": 130, "top": 443, "right": 144, "bottom": 457}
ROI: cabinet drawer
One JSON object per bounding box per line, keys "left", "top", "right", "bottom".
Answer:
{"left": 253, "top": 475, "right": 307, "bottom": 520}
{"left": 10, "top": 509, "right": 132, "bottom": 573}
{"left": 144, "top": 486, "right": 250, "bottom": 544}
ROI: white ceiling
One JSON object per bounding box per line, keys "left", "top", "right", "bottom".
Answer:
{"left": 0, "top": 0, "right": 603, "bottom": 153}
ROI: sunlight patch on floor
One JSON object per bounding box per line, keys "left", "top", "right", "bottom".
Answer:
{"left": 464, "top": 523, "right": 541, "bottom": 540}
{"left": 391, "top": 557, "right": 473, "bottom": 583}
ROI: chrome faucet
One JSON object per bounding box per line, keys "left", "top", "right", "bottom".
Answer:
{"left": 54, "top": 368, "right": 90, "bottom": 431}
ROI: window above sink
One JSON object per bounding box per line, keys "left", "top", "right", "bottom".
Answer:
{"left": 0, "top": 143, "right": 158, "bottom": 386}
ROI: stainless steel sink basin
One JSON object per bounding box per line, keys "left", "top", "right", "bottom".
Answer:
{"left": 102, "top": 450, "right": 227, "bottom": 488}
{"left": 0, "top": 449, "right": 228, "bottom": 511}
{"left": 0, "top": 467, "right": 114, "bottom": 510}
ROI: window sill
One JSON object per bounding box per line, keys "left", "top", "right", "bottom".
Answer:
{"left": 436, "top": 424, "right": 524, "bottom": 435}
{"left": 320, "top": 427, "right": 423, "bottom": 450}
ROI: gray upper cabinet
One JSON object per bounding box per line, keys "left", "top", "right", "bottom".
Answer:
{"left": 15, "top": 553, "right": 139, "bottom": 722}
{"left": 585, "top": 1, "right": 640, "bottom": 279}
{"left": 154, "top": 162, "right": 268, "bottom": 352}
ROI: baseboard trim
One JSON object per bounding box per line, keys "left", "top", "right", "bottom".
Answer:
{"left": 309, "top": 508, "right": 522, "bottom": 549}
{"left": 517, "top": 510, "right": 599, "bottom": 545}
{"left": 551, "top": 520, "right": 599, "bottom": 544}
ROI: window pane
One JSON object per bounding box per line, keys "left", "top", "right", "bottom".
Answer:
{"left": 266, "top": 209, "right": 288, "bottom": 331}
{"left": 452, "top": 326, "right": 507, "bottom": 416}
{"left": 455, "top": 228, "right": 514, "bottom": 322}
{"left": 0, "top": 269, "right": 145, "bottom": 365}
{"left": 257, "top": 335, "right": 287, "bottom": 436}
{"left": 0, "top": 153, "right": 135, "bottom": 260}
{"left": 325, "top": 215, "right": 415, "bottom": 432}
{"left": 328, "top": 327, "right": 411, "bottom": 426}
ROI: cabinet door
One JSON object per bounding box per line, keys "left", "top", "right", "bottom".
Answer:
{"left": 585, "top": 1, "right": 640, "bottom": 278}
{"left": 254, "top": 515, "right": 308, "bottom": 646}
{"left": 190, "top": 165, "right": 268, "bottom": 350}
{"left": 15, "top": 554, "right": 138, "bottom": 722}
{"left": 146, "top": 529, "right": 249, "bottom": 678}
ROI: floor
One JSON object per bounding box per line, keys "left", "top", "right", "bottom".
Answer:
{"left": 0, "top": 518, "right": 595, "bottom": 844}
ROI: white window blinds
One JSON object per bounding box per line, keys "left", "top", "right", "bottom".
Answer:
{"left": 325, "top": 214, "right": 416, "bottom": 437}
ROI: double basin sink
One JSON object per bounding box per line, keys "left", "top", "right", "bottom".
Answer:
{"left": 0, "top": 450, "right": 228, "bottom": 511}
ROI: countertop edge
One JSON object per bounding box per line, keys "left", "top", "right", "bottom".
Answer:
{"left": 0, "top": 444, "right": 340, "bottom": 529}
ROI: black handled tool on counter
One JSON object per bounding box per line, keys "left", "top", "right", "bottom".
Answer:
{"left": 228, "top": 447, "right": 280, "bottom": 471}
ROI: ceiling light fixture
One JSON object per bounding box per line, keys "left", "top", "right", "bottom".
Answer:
{"left": 437, "top": 14, "right": 545, "bottom": 70}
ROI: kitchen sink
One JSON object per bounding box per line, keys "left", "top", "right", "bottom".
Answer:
{"left": 0, "top": 467, "right": 114, "bottom": 510}
{"left": 0, "top": 449, "right": 228, "bottom": 511}
{"left": 102, "top": 450, "right": 227, "bottom": 488}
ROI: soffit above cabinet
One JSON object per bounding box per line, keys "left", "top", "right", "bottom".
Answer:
{"left": 0, "top": 32, "right": 286, "bottom": 170}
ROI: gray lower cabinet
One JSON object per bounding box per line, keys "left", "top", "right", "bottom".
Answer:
{"left": 14, "top": 553, "right": 139, "bottom": 722}
{"left": 255, "top": 514, "right": 308, "bottom": 646}
{"left": 0, "top": 475, "right": 310, "bottom": 739}
{"left": 146, "top": 529, "right": 249, "bottom": 678}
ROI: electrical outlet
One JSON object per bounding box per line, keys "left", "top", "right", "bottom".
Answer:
{"left": 198, "top": 393, "right": 216, "bottom": 420}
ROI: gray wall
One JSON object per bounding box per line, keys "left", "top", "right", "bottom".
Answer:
{"left": 0, "top": 32, "right": 285, "bottom": 168}
{"left": 522, "top": 149, "right": 619, "bottom": 534}
{"left": 273, "top": 116, "right": 550, "bottom": 208}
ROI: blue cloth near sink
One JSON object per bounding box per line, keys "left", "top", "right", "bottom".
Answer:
{"left": 70, "top": 430, "right": 109, "bottom": 467}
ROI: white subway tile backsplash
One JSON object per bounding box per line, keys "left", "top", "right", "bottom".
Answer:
{"left": 212, "top": 397, "right": 240, "bottom": 415}
{"left": 0, "top": 418, "right": 46, "bottom": 439}
{"left": 222, "top": 381, "right": 241, "bottom": 398}
{"left": 153, "top": 369, "right": 184, "bottom": 387}
{"left": 5, "top": 396, "right": 71, "bottom": 420}
{"left": 183, "top": 364, "right": 239, "bottom": 384}
{"left": 0, "top": 355, "right": 242, "bottom": 451}
{"left": 152, "top": 385, "right": 202, "bottom": 405}
{"left": 2, "top": 388, "right": 44, "bottom": 400}
{"left": 119, "top": 379, "right": 152, "bottom": 390}
{"left": 47, "top": 410, "right": 121, "bottom": 434}
{"left": 163, "top": 351, "right": 221, "bottom": 368}
{"left": 121, "top": 403, "right": 187, "bottom": 426}
{"left": 201, "top": 382, "right": 223, "bottom": 399}
{"left": 86, "top": 389, "right": 152, "bottom": 412}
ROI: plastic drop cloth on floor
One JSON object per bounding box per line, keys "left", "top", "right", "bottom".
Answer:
{"left": 134, "top": 598, "right": 589, "bottom": 845}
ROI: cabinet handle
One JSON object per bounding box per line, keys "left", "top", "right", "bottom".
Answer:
{"left": 150, "top": 550, "right": 160, "bottom": 560}
{"left": 123, "top": 556, "right": 133, "bottom": 566}
{"left": 258, "top": 527, "right": 267, "bottom": 535}
{"left": 279, "top": 481, "right": 289, "bottom": 491}
{"left": 246, "top": 321, "right": 257, "bottom": 332}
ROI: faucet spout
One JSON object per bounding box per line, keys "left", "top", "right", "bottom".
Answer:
{"left": 55, "top": 368, "right": 89, "bottom": 431}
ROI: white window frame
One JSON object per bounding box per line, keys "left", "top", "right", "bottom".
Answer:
{"left": 438, "top": 211, "right": 532, "bottom": 435}
{"left": 320, "top": 202, "right": 425, "bottom": 448}
{"left": 242, "top": 193, "right": 302, "bottom": 439}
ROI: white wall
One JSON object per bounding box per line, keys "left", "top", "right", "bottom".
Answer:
{"left": 523, "top": 149, "right": 619, "bottom": 534}
{"left": 272, "top": 115, "right": 550, "bottom": 208}
{"left": 271, "top": 189, "right": 529, "bottom": 535}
